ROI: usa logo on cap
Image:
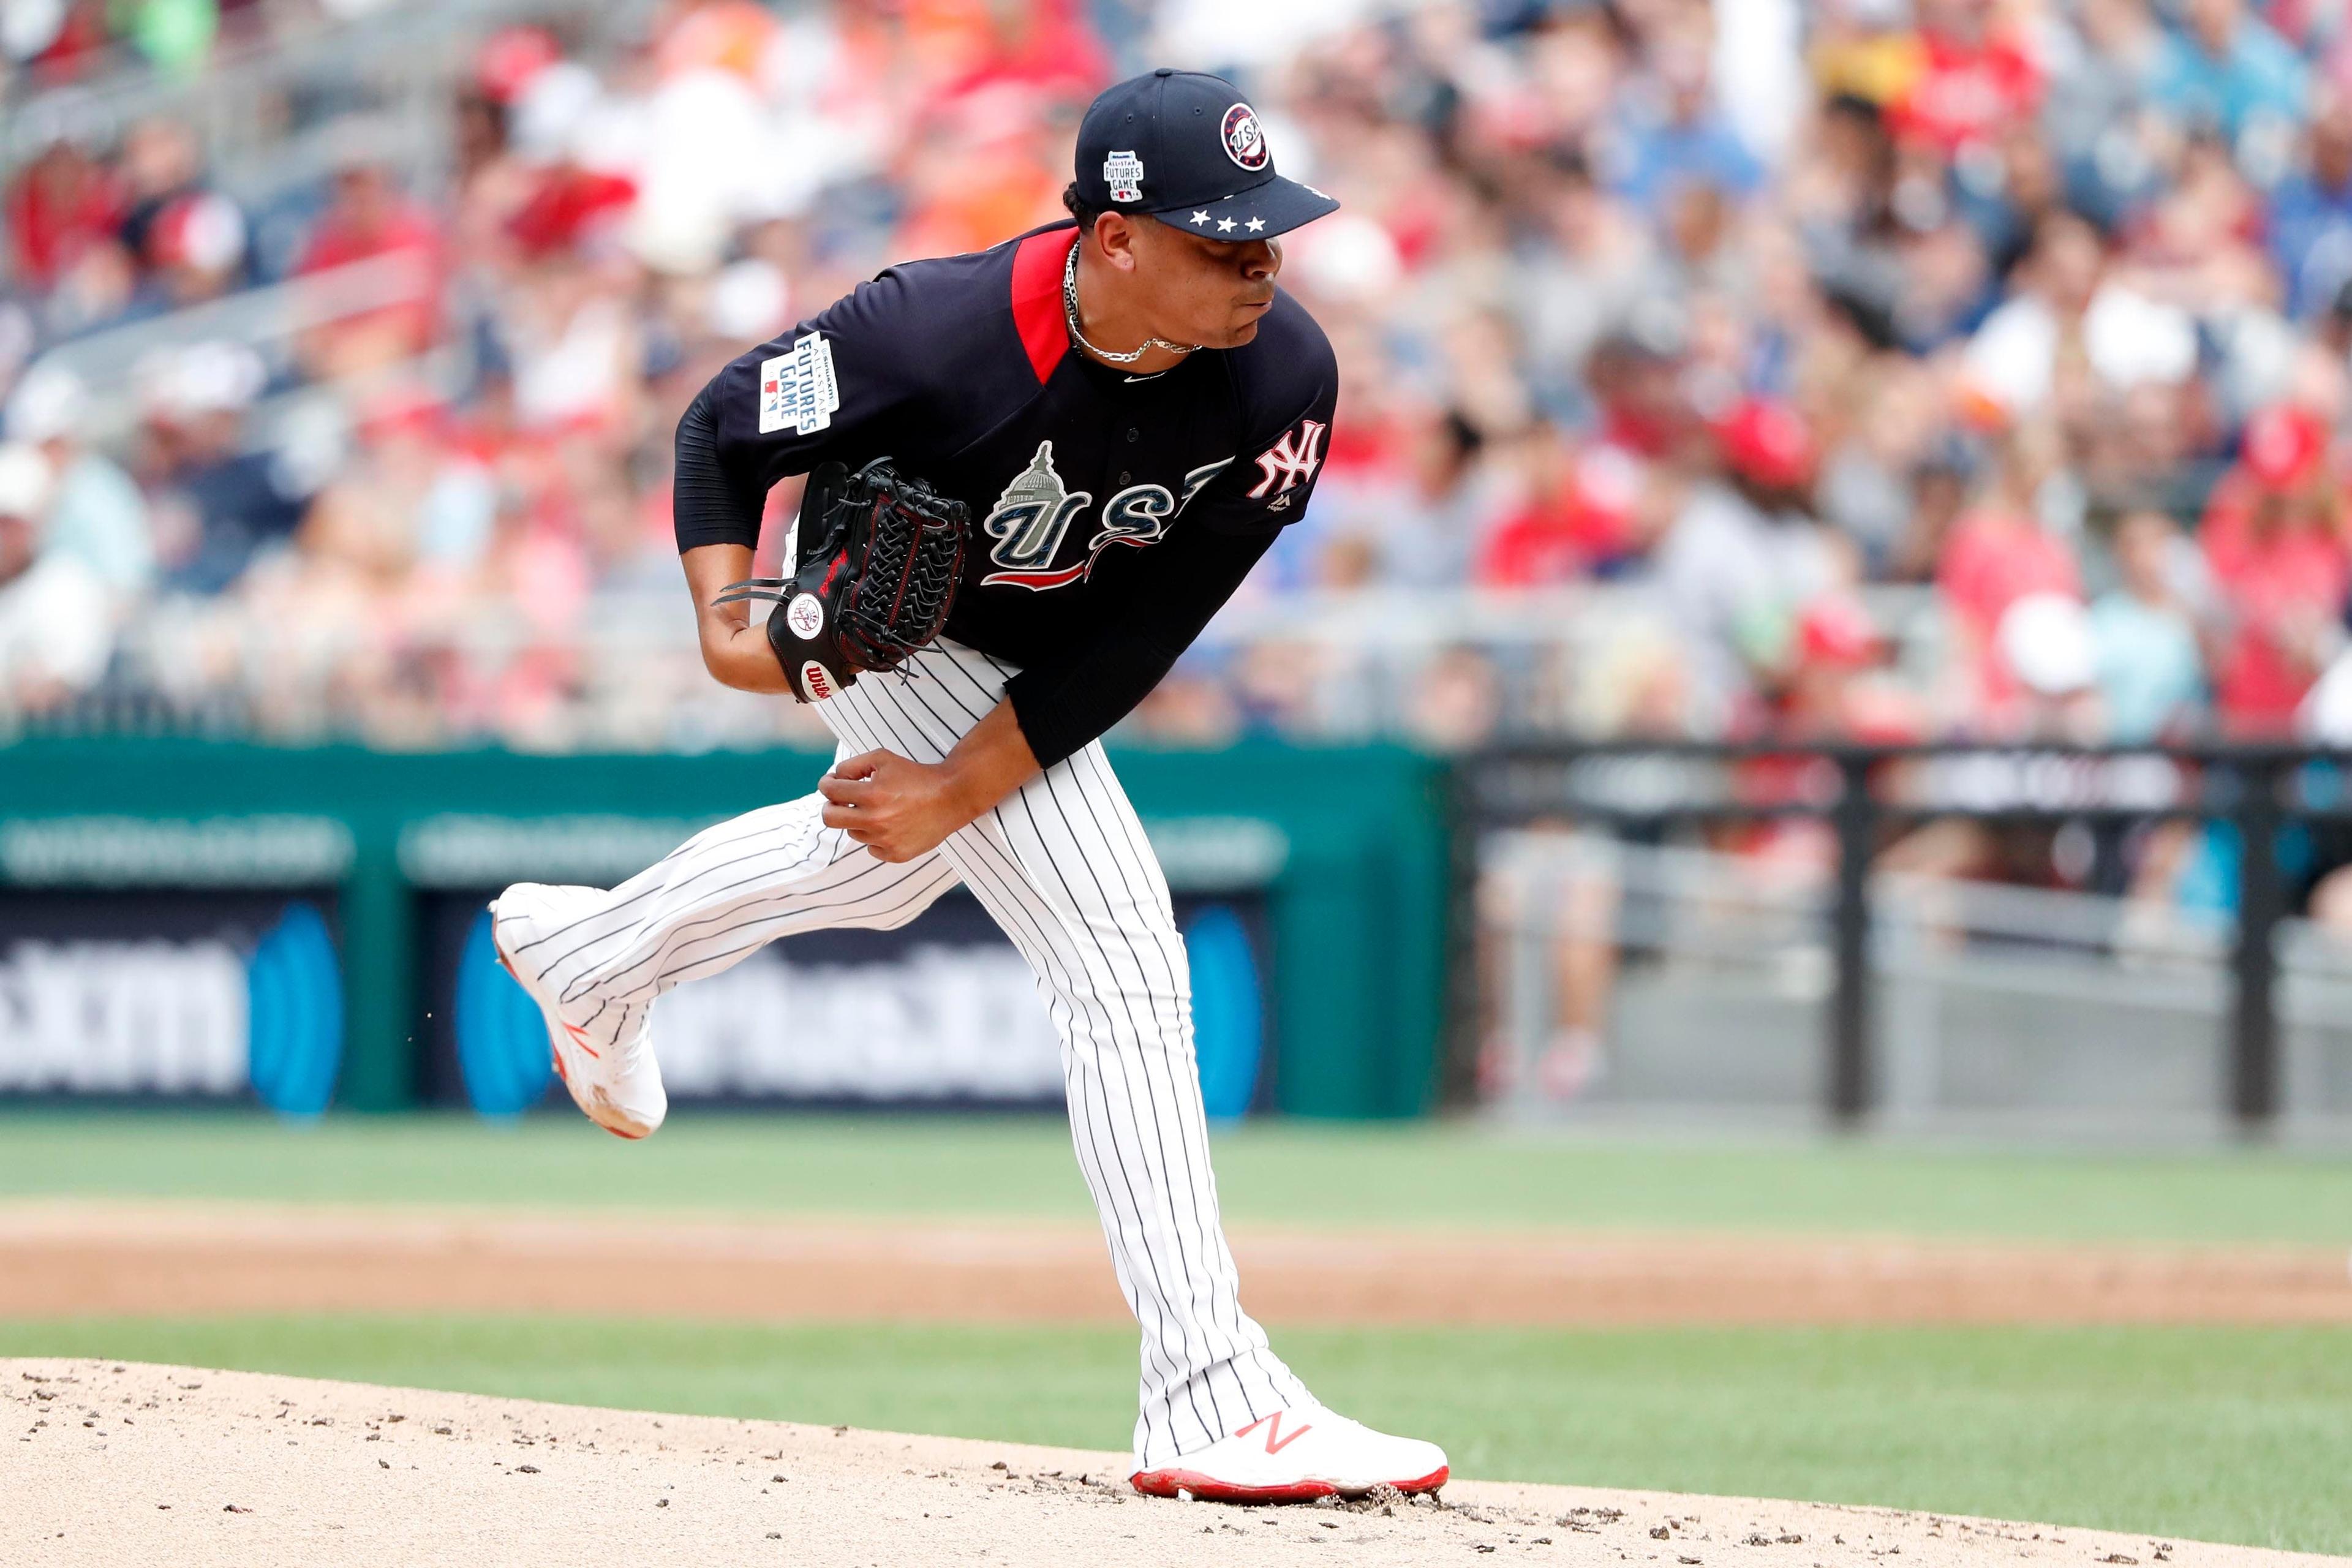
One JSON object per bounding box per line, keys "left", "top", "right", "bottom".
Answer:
{"left": 1221, "top": 104, "right": 1268, "bottom": 172}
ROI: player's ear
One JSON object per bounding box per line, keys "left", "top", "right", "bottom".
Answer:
{"left": 1094, "top": 211, "right": 1141, "bottom": 273}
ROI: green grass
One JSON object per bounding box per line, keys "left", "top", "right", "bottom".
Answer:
{"left": 2, "top": 1315, "right": 2345, "bottom": 1555}
{"left": 9, "top": 1118, "right": 2342, "bottom": 1550}
{"left": 1, "top": 1110, "right": 2348, "bottom": 1244}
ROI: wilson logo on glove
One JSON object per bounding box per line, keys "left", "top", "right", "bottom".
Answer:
{"left": 714, "top": 456, "right": 970, "bottom": 704}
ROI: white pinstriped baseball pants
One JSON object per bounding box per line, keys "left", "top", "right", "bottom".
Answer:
{"left": 519, "top": 638, "right": 1309, "bottom": 1466}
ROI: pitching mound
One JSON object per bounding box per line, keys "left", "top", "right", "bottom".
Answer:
{"left": 5, "top": 1361, "right": 2335, "bottom": 1568}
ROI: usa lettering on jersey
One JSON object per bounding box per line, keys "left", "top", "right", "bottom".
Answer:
{"left": 1247, "top": 418, "right": 1326, "bottom": 501}
{"left": 758, "top": 333, "right": 841, "bottom": 436}
{"left": 982, "top": 441, "right": 1095, "bottom": 588}
{"left": 982, "top": 444, "right": 1234, "bottom": 592}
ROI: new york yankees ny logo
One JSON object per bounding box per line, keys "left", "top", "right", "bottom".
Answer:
{"left": 1247, "top": 419, "right": 1326, "bottom": 501}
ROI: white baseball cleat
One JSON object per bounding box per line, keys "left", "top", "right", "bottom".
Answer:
{"left": 488, "top": 883, "right": 666, "bottom": 1140}
{"left": 1130, "top": 1406, "right": 1447, "bottom": 1504}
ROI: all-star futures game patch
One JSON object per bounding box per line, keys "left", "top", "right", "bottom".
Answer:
{"left": 1104, "top": 149, "right": 1145, "bottom": 203}
{"left": 759, "top": 333, "right": 841, "bottom": 436}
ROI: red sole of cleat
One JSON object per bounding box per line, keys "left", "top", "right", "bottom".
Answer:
{"left": 491, "top": 910, "right": 646, "bottom": 1141}
{"left": 1129, "top": 1464, "right": 1447, "bottom": 1504}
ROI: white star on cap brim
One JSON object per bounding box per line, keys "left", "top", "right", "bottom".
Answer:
{"left": 1217, "top": 217, "right": 1235, "bottom": 232}
{"left": 1191, "top": 211, "right": 1209, "bottom": 225}
{"left": 1246, "top": 217, "right": 1265, "bottom": 232}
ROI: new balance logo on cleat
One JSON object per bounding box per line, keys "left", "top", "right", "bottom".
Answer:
{"left": 1235, "top": 1412, "right": 1313, "bottom": 1454}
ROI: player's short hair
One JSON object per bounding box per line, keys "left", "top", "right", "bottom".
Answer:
{"left": 1063, "top": 181, "right": 1106, "bottom": 233}
{"left": 1063, "top": 181, "right": 1165, "bottom": 244}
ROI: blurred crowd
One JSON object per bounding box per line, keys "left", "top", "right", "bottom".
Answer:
{"left": 13, "top": 0, "right": 2352, "bottom": 753}
{"left": 0, "top": 0, "right": 383, "bottom": 86}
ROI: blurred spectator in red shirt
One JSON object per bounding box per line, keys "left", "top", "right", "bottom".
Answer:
{"left": 937, "top": 0, "right": 1107, "bottom": 100}
{"left": 1479, "top": 439, "right": 1643, "bottom": 586}
{"left": 505, "top": 165, "right": 638, "bottom": 264}
{"left": 5, "top": 140, "right": 122, "bottom": 292}
{"left": 1583, "top": 318, "right": 1692, "bottom": 461}
{"left": 1782, "top": 567, "right": 1926, "bottom": 745}
{"left": 1886, "top": 0, "right": 2043, "bottom": 157}
{"left": 2200, "top": 403, "right": 2352, "bottom": 735}
{"left": 294, "top": 160, "right": 445, "bottom": 379}
{"left": 1937, "top": 423, "right": 2083, "bottom": 728}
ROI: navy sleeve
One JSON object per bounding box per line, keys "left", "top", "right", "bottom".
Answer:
{"left": 1183, "top": 306, "right": 1339, "bottom": 536}
{"left": 673, "top": 268, "right": 930, "bottom": 554}
{"left": 672, "top": 383, "right": 764, "bottom": 551}
{"left": 1003, "top": 519, "right": 1273, "bottom": 769}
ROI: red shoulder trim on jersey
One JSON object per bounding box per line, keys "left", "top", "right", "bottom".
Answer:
{"left": 1009, "top": 227, "right": 1076, "bottom": 385}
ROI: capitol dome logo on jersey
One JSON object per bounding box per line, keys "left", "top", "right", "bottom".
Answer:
{"left": 1221, "top": 104, "right": 1268, "bottom": 172}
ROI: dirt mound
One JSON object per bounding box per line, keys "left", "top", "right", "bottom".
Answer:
{"left": 4, "top": 1202, "right": 2351, "bottom": 1326}
{"left": 3, "top": 1360, "right": 2335, "bottom": 1568}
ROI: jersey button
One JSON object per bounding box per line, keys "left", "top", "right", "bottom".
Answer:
{"left": 1118, "top": 472, "right": 1131, "bottom": 484}
{"left": 1126, "top": 428, "right": 1140, "bottom": 442}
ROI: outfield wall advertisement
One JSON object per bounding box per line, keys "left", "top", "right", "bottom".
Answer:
{"left": 413, "top": 888, "right": 1272, "bottom": 1117}
{"left": 0, "top": 818, "right": 351, "bottom": 1112}
{"left": 0, "top": 742, "right": 1447, "bottom": 1118}
{"left": 405, "top": 813, "right": 1280, "bottom": 1116}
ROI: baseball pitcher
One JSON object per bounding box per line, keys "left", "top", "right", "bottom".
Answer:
{"left": 488, "top": 69, "right": 1447, "bottom": 1502}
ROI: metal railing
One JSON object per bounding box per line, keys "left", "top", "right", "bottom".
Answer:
{"left": 4, "top": 0, "right": 657, "bottom": 186}
{"left": 1459, "top": 742, "right": 2352, "bottom": 1139}
{"left": 33, "top": 251, "right": 456, "bottom": 443}
{"left": 13, "top": 585, "right": 1951, "bottom": 750}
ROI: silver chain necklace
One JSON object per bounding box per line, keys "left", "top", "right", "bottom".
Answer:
{"left": 1062, "top": 239, "right": 1197, "bottom": 366}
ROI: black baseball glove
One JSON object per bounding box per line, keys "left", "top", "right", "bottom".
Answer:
{"left": 714, "top": 456, "right": 970, "bottom": 704}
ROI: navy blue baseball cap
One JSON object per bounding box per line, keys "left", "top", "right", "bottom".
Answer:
{"left": 1074, "top": 69, "right": 1339, "bottom": 242}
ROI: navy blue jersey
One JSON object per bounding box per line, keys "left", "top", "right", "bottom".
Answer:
{"left": 673, "top": 221, "right": 1336, "bottom": 766}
